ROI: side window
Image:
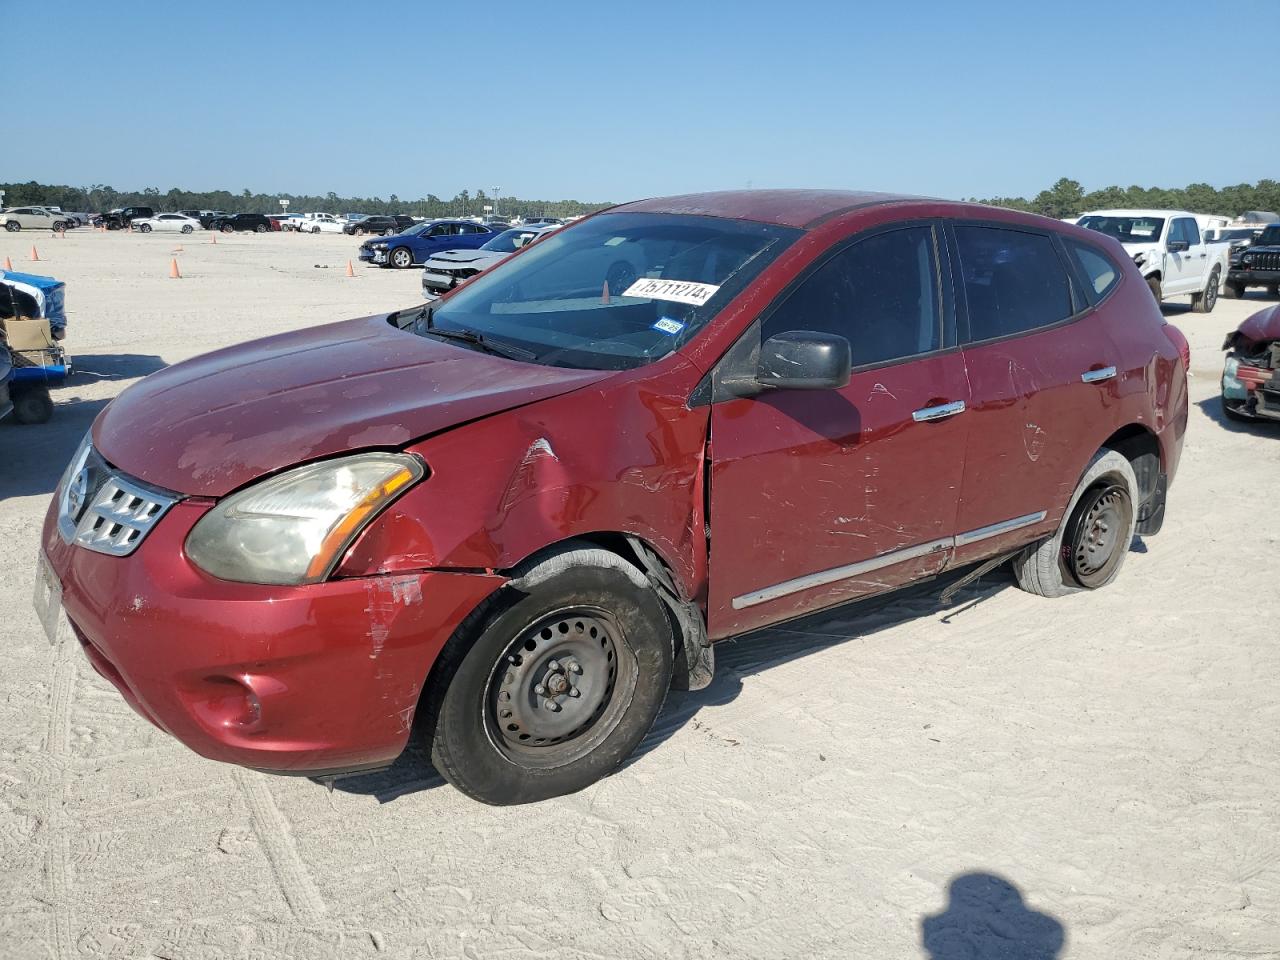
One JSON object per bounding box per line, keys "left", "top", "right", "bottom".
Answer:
{"left": 761, "top": 225, "right": 941, "bottom": 367}
{"left": 1171, "top": 218, "right": 1199, "bottom": 246}
{"left": 1064, "top": 240, "right": 1119, "bottom": 300}
{"left": 955, "top": 226, "right": 1073, "bottom": 342}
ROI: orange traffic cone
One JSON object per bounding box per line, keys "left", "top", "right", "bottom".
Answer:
{"left": 30, "top": 245, "right": 40, "bottom": 262}
{"left": 169, "top": 258, "right": 181, "bottom": 279}
{"left": 210, "top": 233, "right": 217, "bottom": 244}
{"left": 345, "top": 260, "right": 355, "bottom": 278}
{"left": 601, "top": 280, "right": 610, "bottom": 304}
{"left": 174, "top": 244, "right": 184, "bottom": 253}
{"left": 2, "top": 256, "right": 11, "bottom": 270}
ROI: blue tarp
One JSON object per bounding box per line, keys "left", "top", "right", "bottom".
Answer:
{"left": 0, "top": 270, "right": 67, "bottom": 337}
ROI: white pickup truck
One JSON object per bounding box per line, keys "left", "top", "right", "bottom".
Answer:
{"left": 296, "top": 212, "right": 346, "bottom": 234}
{"left": 1076, "top": 208, "right": 1229, "bottom": 313}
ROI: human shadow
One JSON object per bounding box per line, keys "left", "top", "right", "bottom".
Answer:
{"left": 0, "top": 395, "right": 110, "bottom": 500}
{"left": 1195, "top": 395, "right": 1280, "bottom": 441}
{"left": 330, "top": 558, "right": 1024, "bottom": 801}
{"left": 921, "top": 872, "right": 1065, "bottom": 959}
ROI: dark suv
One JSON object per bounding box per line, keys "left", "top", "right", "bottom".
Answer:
{"left": 1226, "top": 224, "right": 1280, "bottom": 299}
{"left": 344, "top": 215, "right": 415, "bottom": 236}
{"left": 208, "top": 213, "right": 271, "bottom": 234}
{"left": 38, "top": 190, "right": 1189, "bottom": 804}
{"left": 93, "top": 206, "right": 154, "bottom": 231}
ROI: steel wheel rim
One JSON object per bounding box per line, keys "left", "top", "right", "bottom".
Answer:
{"left": 484, "top": 608, "right": 637, "bottom": 768}
{"left": 1065, "top": 483, "right": 1131, "bottom": 588}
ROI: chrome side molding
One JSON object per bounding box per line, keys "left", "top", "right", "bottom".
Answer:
{"left": 730, "top": 510, "right": 1048, "bottom": 610}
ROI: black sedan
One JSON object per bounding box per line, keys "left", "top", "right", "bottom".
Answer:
{"left": 344, "top": 215, "right": 415, "bottom": 237}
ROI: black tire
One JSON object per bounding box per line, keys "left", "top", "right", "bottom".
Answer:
{"left": 221, "top": 224, "right": 233, "bottom": 234}
{"left": 355, "top": 227, "right": 366, "bottom": 236}
{"left": 1221, "top": 395, "right": 1251, "bottom": 423}
{"left": 1267, "top": 285, "right": 1279, "bottom": 298}
{"left": 254, "top": 224, "right": 268, "bottom": 233}
{"left": 1223, "top": 282, "right": 1244, "bottom": 299}
{"left": 1191, "top": 267, "right": 1219, "bottom": 313}
{"left": 1013, "top": 450, "right": 1138, "bottom": 598}
{"left": 139, "top": 223, "right": 152, "bottom": 233}
{"left": 52, "top": 221, "right": 68, "bottom": 233}
{"left": 1146, "top": 275, "right": 1162, "bottom": 303}
{"left": 389, "top": 247, "right": 413, "bottom": 269}
{"left": 383, "top": 227, "right": 396, "bottom": 237}
{"left": 181, "top": 224, "right": 193, "bottom": 234}
{"left": 426, "top": 544, "right": 674, "bottom": 805}
{"left": 4, "top": 221, "right": 20, "bottom": 232}
{"left": 11, "top": 386, "right": 53, "bottom": 425}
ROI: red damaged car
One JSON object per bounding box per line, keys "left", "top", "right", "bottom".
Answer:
{"left": 36, "top": 191, "right": 1189, "bottom": 804}
{"left": 1221, "top": 303, "right": 1280, "bottom": 422}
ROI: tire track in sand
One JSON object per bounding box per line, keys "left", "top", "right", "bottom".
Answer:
{"left": 232, "top": 768, "right": 327, "bottom": 922}
{"left": 44, "top": 612, "right": 78, "bottom": 958}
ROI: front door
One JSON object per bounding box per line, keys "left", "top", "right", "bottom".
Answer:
{"left": 706, "top": 222, "right": 970, "bottom": 639}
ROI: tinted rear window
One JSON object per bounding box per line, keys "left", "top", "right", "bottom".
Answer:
{"left": 955, "top": 226, "right": 1073, "bottom": 342}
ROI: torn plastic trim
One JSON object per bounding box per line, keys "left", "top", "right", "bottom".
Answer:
{"left": 623, "top": 535, "right": 714, "bottom": 692}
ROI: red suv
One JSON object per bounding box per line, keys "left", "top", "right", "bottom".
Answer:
{"left": 36, "top": 191, "right": 1189, "bottom": 804}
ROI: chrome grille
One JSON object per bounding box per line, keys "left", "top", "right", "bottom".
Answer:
{"left": 57, "top": 443, "right": 178, "bottom": 557}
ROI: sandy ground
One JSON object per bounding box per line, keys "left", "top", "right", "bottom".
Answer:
{"left": 1, "top": 228, "right": 1279, "bottom": 960}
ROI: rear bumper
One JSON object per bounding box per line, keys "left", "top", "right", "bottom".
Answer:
{"left": 41, "top": 499, "right": 503, "bottom": 774}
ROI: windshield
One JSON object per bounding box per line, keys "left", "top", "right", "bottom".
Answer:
{"left": 419, "top": 212, "right": 800, "bottom": 370}
{"left": 1077, "top": 215, "right": 1165, "bottom": 243}
{"left": 1255, "top": 225, "right": 1280, "bottom": 245}
{"left": 481, "top": 228, "right": 545, "bottom": 253}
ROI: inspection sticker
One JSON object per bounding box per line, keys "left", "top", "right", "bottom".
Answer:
{"left": 622, "top": 278, "right": 720, "bottom": 306}
{"left": 652, "top": 317, "right": 685, "bottom": 335}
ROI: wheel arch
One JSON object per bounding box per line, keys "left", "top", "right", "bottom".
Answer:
{"left": 1097, "top": 423, "right": 1164, "bottom": 533}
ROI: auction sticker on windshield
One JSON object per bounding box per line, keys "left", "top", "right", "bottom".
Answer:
{"left": 622, "top": 278, "right": 720, "bottom": 306}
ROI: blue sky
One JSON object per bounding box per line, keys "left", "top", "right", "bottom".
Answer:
{"left": 11, "top": 0, "right": 1277, "bottom": 203}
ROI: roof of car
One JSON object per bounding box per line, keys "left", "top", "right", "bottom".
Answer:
{"left": 1080, "top": 209, "right": 1197, "bottom": 218}
{"left": 614, "top": 189, "right": 932, "bottom": 229}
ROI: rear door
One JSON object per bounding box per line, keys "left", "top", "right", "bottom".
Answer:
{"left": 948, "top": 221, "right": 1119, "bottom": 566}
{"left": 706, "top": 221, "right": 970, "bottom": 638}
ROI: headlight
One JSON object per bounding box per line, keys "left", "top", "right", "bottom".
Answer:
{"left": 186, "top": 452, "right": 424, "bottom": 585}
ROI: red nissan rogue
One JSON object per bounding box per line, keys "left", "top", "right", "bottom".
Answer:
{"left": 36, "top": 191, "right": 1189, "bottom": 804}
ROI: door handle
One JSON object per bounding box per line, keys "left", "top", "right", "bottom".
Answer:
{"left": 1081, "top": 366, "right": 1117, "bottom": 384}
{"left": 912, "top": 400, "right": 966, "bottom": 422}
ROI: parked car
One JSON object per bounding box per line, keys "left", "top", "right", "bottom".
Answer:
{"left": 2, "top": 207, "right": 75, "bottom": 232}
{"left": 133, "top": 213, "right": 203, "bottom": 234}
{"left": 421, "top": 225, "right": 558, "bottom": 299}
{"left": 272, "top": 214, "right": 305, "bottom": 231}
{"left": 1077, "top": 209, "right": 1229, "bottom": 311}
{"left": 1207, "top": 226, "right": 1262, "bottom": 255}
{"left": 521, "top": 216, "right": 565, "bottom": 226}
{"left": 1221, "top": 303, "right": 1280, "bottom": 421}
{"left": 35, "top": 190, "right": 1189, "bottom": 804}
{"left": 344, "top": 215, "right": 414, "bottom": 237}
{"left": 358, "top": 219, "right": 499, "bottom": 268}
{"left": 297, "top": 213, "right": 346, "bottom": 234}
{"left": 197, "top": 211, "right": 233, "bottom": 229}
{"left": 1225, "top": 223, "right": 1280, "bottom": 299}
{"left": 92, "top": 207, "right": 155, "bottom": 231}
{"left": 208, "top": 213, "right": 271, "bottom": 233}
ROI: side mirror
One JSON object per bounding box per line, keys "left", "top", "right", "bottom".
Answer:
{"left": 1167, "top": 240, "right": 1189, "bottom": 252}
{"left": 756, "top": 331, "right": 852, "bottom": 391}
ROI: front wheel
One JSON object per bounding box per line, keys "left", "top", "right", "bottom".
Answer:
{"left": 1013, "top": 450, "right": 1138, "bottom": 598}
{"left": 139, "top": 223, "right": 152, "bottom": 233}
{"left": 4, "top": 221, "right": 20, "bottom": 232}
{"left": 181, "top": 224, "right": 193, "bottom": 234}
{"left": 255, "top": 224, "right": 268, "bottom": 233}
{"left": 426, "top": 545, "right": 674, "bottom": 804}
{"left": 355, "top": 227, "right": 366, "bottom": 236}
{"left": 1146, "top": 275, "right": 1162, "bottom": 303}
{"left": 11, "top": 386, "right": 54, "bottom": 425}
{"left": 1191, "top": 267, "right": 1219, "bottom": 313}
{"left": 389, "top": 247, "right": 413, "bottom": 268}
{"left": 221, "top": 224, "right": 233, "bottom": 234}
{"left": 383, "top": 227, "right": 396, "bottom": 237}
{"left": 52, "top": 221, "right": 68, "bottom": 233}
{"left": 1223, "top": 282, "right": 1244, "bottom": 299}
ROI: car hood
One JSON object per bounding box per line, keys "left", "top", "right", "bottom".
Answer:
{"left": 1237, "top": 304, "right": 1280, "bottom": 344}
{"left": 1118, "top": 241, "right": 1162, "bottom": 258}
{"left": 426, "top": 249, "right": 507, "bottom": 269}
{"left": 93, "top": 314, "right": 610, "bottom": 497}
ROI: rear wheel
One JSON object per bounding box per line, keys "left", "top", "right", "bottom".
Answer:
{"left": 426, "top": 545, "right": 673, "bottom": 805}
{"left": 221, "top": 224, "right": 233, "bottom": 234}
{"left": 355, "top": 227, "right": 366, "bottom": 236}
{"left": 1014, "top": 450, "right": 1138, "bottom": 598}
{"left": 11, "top": 386, "right": 53, "bottom": 425}
{"left": 383, "top": 227, "right": 396, "bottom": 236}
{"left": 389, "top": 247, "right": 413, "bottom": 268}
{"left": 52, "top": 220, "right": 68, "bottom": 233}
{"left": 1191, "top": 267, "right": 1219, "bottom": 313}
{"left": 254, "top": 223, "right": 268, "bottom": 233}
{"left": 181, "top": 224, "right": 193, "bottom": 234}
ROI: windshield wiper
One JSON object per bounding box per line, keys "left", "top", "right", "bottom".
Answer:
{"left": 423, "top": 325, "right": 536, "bottom": 362}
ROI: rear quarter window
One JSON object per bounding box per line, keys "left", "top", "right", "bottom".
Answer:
{"left": 1064, "top": 239, "right": 1120, "bottom": 300}
{"left": 955, "top": 226, "right": 1074, "bottom": 342}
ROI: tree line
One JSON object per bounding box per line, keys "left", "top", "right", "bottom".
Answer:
{"left": 0, "top": 181, "right": 613, "bottom": 220}
{"left": 973, "top": 177, "right": 1280, "bottom": 220}
{"left": 5, "top": 177, "right": 1279, "bottom": 222}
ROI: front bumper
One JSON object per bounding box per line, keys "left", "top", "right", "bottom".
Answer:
{"left": 1222, "top": 354, "right": 1280, "bottom": 420}
{"left": 421, "top": 270, "right": 453, "bottom": 297}
{"left": 1227, "top": 269, "right": 1280, "bottom": 287}
{"left": 358, "top": 247, "right": 387, "bottom": 264}
{"left": 40, "top": 496, "right": 503, "bottom": 774}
